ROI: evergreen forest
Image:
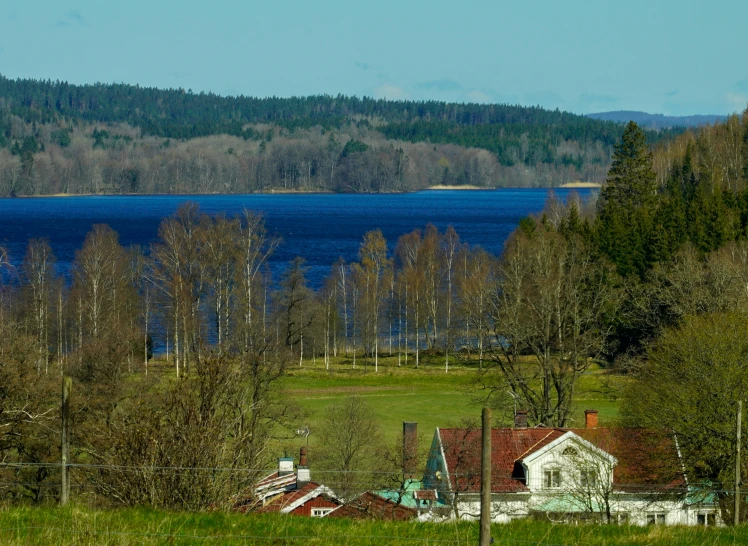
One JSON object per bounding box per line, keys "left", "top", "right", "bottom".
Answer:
{"left": 0, "top": 75, "right": 681, "bottom": 196}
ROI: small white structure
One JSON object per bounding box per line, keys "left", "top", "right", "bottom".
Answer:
{"left": 422, "top": 410, "right": 720, "bottom": 526}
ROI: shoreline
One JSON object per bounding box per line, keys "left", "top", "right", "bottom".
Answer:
{"left": 423, "top": 184, "right": 488, "bottom": 191}
{"left": 557, "top": 182, "right": 602, "bottom": 188}
{"left": 11, "top": 184, "right": 599, "bottom": 198}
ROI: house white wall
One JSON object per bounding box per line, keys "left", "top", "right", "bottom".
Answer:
{"left": 424, "top": 429, "right": 722, "bottom": 526}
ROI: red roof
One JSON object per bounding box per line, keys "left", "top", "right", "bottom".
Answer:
{"left": 326, "top": 492, "right": 417, "bottom": 521}
{"left": 256, "top": 482, "right": 334, "bottom": 513}
{"left": 437, "top": 427, "right": 685, "bottom": 494}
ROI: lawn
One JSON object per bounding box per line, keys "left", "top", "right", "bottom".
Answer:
{"left": 275, "top": 352, "right": 629, "bottom": 456}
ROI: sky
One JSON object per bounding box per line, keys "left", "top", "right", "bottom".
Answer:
{"left": 1, "top": 0, "right": 746, "bottom": 116}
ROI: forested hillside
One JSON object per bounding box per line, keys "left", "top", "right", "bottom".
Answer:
{"left": 588, "top": 110, "right": 726, "bottom": 129}
{"left": 0, "top": 75, "right": 679, "bottom": 195}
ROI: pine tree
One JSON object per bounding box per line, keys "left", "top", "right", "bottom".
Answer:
{"left": 596, "top": 122, "right": 658, "bottom": 277}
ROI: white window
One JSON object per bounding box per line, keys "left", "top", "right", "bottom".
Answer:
{"left": 615, "top": 513, "right": 629, "bottom": 525}
{"left": 562, "top": 447, "right": 578, "bottom": 457}
{"left": 311, "top": 508, "right": 333, "bottom": 517}
{"left": 544, "top": 469, "right": 561, "bottom": 488}
{"left": 697, "top": 513, "right": 716, "bottom": 526}
{"left": 647, "top": 513, "right": 666, "bottom": 525}
{"left": 579, "top": 469, "right": 596, "bottom": 488}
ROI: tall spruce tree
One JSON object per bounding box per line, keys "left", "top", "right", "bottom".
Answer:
{"left": 596, "top": 121, "right": 658, "bottom": 277}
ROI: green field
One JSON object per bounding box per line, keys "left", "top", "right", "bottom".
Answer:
{"left": 0, "top": 506, "right": 744, "bottom": 545}
{"left": 276, "top": 353, "right": 628, "bottom": 456}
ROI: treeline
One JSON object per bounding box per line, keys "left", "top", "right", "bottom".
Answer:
{"left": 0, "top": 122, "right": 515, "bottom": 195}
{"left": 0, "top": 74, "right": 680, "bottom": 195}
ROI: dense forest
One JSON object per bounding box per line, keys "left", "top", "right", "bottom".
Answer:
{"left": 0, "top": 75, "right": 681, "bottom": 195}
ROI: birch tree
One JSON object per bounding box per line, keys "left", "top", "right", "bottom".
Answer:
{"left": 22, "top": 239, "right": 55, "bottom": 374}
{"left": 487, "top": 222, "right": 616, "bottom": 427}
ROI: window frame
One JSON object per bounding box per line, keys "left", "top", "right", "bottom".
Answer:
{"left": 647, "top": 513, "right": 666, "bottom": 525}
{"left": 579, "top": 468, "right": 597, "bottom": 489}
{"left": 311, "top": 507, "right": 334, "bottom": 517}
{"left": 543, "top": 468, "right": 562, "bottom": 489}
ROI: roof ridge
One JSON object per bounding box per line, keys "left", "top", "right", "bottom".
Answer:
{"left": 514, "top": 429, "right": 560, "bottom": 462}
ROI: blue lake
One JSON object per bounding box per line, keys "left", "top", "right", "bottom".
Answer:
{"left": 0, "top": 189, "right": 594, "bottom": 287}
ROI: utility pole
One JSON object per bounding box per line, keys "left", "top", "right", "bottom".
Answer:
{"left": 736, "top": 399, "right": 742, "bottom": 526}
{"left": 480, "top": 407, "right": 492, "bottom": 546}
{"left": 61, "top": 376, "right": 72, "bottom": 506}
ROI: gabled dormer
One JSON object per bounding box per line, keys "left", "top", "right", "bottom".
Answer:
{"left": 518, "top": 431, "right": 618, "bottom": 493}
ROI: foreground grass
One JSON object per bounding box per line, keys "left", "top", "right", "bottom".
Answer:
{"left": 0, "top": 506, "right": 745, "bottom": 545}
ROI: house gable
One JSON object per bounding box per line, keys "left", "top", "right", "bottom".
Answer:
{"left": 519, "top": 432, "right": 618, "bottom": 493}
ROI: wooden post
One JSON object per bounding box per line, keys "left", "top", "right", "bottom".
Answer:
{"left": 480, "top": 407, "right": 491, "bottom": 546}
{"left": 61, "top": 376, "right": 72, "bottom": 506}
{"left": 736, "top": 399, "right": 742, "bottom": 526}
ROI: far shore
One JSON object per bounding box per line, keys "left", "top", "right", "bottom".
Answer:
{"left": 557, "top": 181, "right": 602, "bottom": 188}
{"left": 9, "top": 183, "right": 602, "bottom": 198}
{"left": 423, "top": 184, "right": 488, "bottom": 191}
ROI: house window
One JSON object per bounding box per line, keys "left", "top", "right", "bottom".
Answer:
{"left": 697, "top": 513, "right": 716, "bottom": 526}
{"left": 311, "top": 508, "right": 334, "bottom": 517}
{"left": 615, "top": 513, "right": 629, "bottom": 525}
{"left": 562, "top": 447, "right": 578, "bottom": 457}
{"left": 647, "top": 513, "right": 666, "bottom": 525}
{"left": 579, "top": 469, "right": 596, "bottom": 488}
{"left": 544, "top": 469, "right": 561, "bottom": 488}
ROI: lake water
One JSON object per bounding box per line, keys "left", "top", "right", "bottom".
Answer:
{"left": 0, "top": 189, "right": 594, "bottom": 287}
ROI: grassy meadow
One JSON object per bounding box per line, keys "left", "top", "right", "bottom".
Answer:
{"left": 0, "top": 506, "right": 745, "bottom": 545}
{"left": 273, "top": 352, "right": 629, "bottom": 455}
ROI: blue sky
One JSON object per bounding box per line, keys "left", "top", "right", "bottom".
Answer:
{"left": 1, "top": 0, "right": 746, "bottom": 116}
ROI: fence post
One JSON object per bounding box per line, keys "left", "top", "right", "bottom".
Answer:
{"left": 480, "top": 407, "right": 492, "bottom": 546}
{"left": 61, "top": 375, "right": 72, "bottom": 506}
{"left": 736, "top": 399, "right": 742, "bottom": 526}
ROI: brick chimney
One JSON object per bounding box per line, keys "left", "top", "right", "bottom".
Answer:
{"left": 585, "top": 409, "right": 599, "bottom": 429}
{"left": 297, "top": 446, "right": 310, "bottom": 486}
{"left": 514, "top": 410, "right": 528, "bottom": 429}
{"left": 403, "top": 422, "right": 418, "bottom": 479}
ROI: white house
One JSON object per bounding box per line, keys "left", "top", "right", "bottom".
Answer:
{"left": 422, "top": 410, "right": 720, "bottom": 526}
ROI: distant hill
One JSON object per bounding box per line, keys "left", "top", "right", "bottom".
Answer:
{"left": 0, "top": 76, "right": 683, "bottom": 195}
{"left": 587, "top": 111, "right": 726, "bottom": 130}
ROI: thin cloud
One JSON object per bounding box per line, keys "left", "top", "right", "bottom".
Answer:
{"left": 725, "top": 92, "right": 748, "bottom": 112}
{"left": 373, "top": 83, "right": 409, "bottom": 101}
{"left": 665, "top": 89, "right": 679, "bottom": 97}
{"left": 8, "top": 10, "right": 17, "bottom": 20}
{"left": 579, "top": 93, "right": 620, "bottom": 106}
{"left": 466, "top": 90, "right": 492, "bottom": 103}
{"left": 57, "top": 10, "right": 84, "bottom": 27}
{"left": 415, "top": 79, "right": 463, "bottom": 92}
{"left": 354, "top": 61, "right": 370, "bottom": 71}
{"left": 735, "top": 79, "right": 748, "bottom": 93}
{"left": 524, "top": 91, "right": 564, "bottom": 109}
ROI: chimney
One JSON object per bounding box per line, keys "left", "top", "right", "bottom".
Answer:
{"left": 297, "top": 446, "right": 310, "bottom": 486}
{"left": 403, "top": 422, "right": 418, "bottom": 480}
{"left": 514, "top": 410, "right": 528, "bottom": 429}
{"left": 278, "top": 456, "right": 294, "bottom": 476}
{"left": 585, "top": 409, "right": 599, "bottom": 429}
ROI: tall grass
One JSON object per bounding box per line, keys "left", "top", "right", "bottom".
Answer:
{"left": 1, "top": 506, "right": 746, "bottom": 545}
